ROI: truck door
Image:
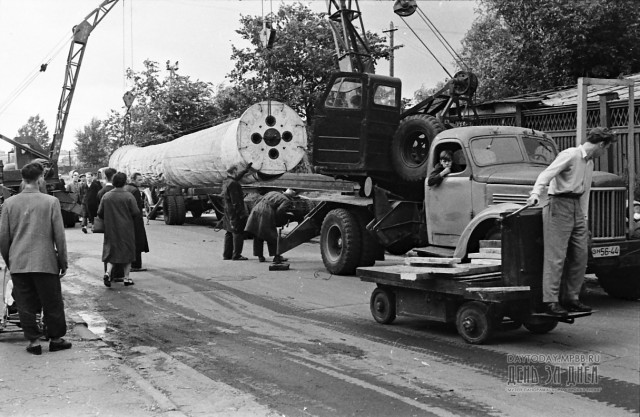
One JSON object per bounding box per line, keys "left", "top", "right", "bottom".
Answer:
{"left": 425, "top": 142, "right": 472, "bottom": 247}
{"left": 313, "top": 74, "right": 366, "bottom": 168}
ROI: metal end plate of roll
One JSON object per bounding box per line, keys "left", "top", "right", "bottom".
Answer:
{"left": 109, "top": 101, "right": 307, "bottom": 188}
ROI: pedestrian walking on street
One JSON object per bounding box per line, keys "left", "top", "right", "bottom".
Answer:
{"left": 221, "top": 162, "right": 252, "bottom": 261}
{"left": 527, "top": 127, "right": 616, "bottom": 316}
{"left": 97, "top": 172, "right": 140, "bottom": 287}
{"left": 245, "top": 189, "right": 297, "bottom": 263}
{"left": 124, "top": 172, "right": 149, "bottom": 271}
{"left": 0, "top": 162, "right": 71, "bottom": 355}
{"left": 82, "top": 172, "right": 102, "bottom": 233}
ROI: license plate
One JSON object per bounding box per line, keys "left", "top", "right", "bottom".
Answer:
{"left": 591, "top": 245, "right": 620, "bottom": 258}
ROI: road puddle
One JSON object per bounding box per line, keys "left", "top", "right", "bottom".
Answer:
{"left": 77, "top": 311, "right": 107, "bottom": 337}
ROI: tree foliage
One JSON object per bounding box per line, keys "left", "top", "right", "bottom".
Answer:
{"left": 460, "top": 0, "right": 640, "bottom": 101}
{"left": 17, "top": 114, "right": 50, "bottom": 151}
{"left": 74, "top": 118, "right": 110, "bottom": 167}
{"left": 228, "top": 3, "right": 389, "bottom": 119}
{"left": 103, "top": 60, "right": 220, "bottom": 147}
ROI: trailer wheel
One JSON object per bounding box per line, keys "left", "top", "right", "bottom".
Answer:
{"left": 456, "top": 301, "right": 495, "bottom": 344}
{"left": 164, "top": 195, "right": 186, "bottom": 225}
{"left": 320, "top": 208, "right": 362, "bottom": 275}
{"left": 391, "top": 114, "right": 444, "bottom": 182}
{"left": 596, "top": 267, "right": 640, "bottom": 300}
{"left": 523, "top": 320, "right": 558, "bottom": 334}
{"left": 370, "top": 288, "right": 396, "bottom": 324}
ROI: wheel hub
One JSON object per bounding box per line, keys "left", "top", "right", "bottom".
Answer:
{"left": 462, "top": 316, "right": 477, "bottom": 333}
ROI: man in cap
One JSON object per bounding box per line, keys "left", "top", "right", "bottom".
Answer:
{"left": 527, "top": 127, "right": 616, "bottom": 316}
{"left": 0, "top": 161, "right": 71, "bottom": 354}
{"left": 221, "top": 162, "right": 252, "bottom": 260}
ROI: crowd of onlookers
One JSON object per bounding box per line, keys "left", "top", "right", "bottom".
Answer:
{"left": 65, "top": 168, "right": 149, "bottom": 286}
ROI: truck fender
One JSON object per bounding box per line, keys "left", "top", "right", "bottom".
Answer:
{"left": 453, "top": 203, "right": 523, "bottom": 259}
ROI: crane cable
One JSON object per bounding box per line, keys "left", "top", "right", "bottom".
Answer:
{"left": 415, "top": 6, "right": 469, "bottom": 71}
{"left": 399, "top": 15, "right": 452, "bottom": 78}
{"left": 399, "top": 5, "right": 472, "bottom": 78}
{"left": 0, "top": 31, "right": 72, "bottom": 118}
{"left": 262, "top": 0, "right": 275, "bottom": 118}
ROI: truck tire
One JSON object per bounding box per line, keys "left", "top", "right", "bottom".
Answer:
{"left": 164, "top": 195, "right": 186, "bottom": 225}
{"left": 356, "top": 212, "right": 379, "bottom": 267}
{"left": 391, "top": 114, "right": 444, "bottom": 182}
{"left": 320, "top": 208, "right": 362, "bottom": 275}
{"left": 596, "top": 267, "right": 640, "bottom": 300}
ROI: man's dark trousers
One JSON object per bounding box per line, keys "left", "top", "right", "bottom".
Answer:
{"left": 223, "top": 231, "right": 244, "bottom": 259}
{"left": 11, "top": 273, "right": 67, "bottom": 341}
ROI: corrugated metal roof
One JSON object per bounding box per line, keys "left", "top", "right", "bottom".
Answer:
{"left": 542, "top": 73, "right": 640, "bottom": 106}
{"left": 477, "top": 74, "right": 639, "bottom": 107}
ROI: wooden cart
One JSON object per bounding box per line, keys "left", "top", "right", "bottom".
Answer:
{"left": 358, "top": 207, "right": 592, "bottom": 344}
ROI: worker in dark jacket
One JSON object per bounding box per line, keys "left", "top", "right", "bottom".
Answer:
{"left": 245, "top": 189, "right": 297, "bottom": 263}
{"left": 221, "top": 162, "right": 252, "bottom": 260}
{"left": 124, "top": 172, "right": 149, "bottom": 271}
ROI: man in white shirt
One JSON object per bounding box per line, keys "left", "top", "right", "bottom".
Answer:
{"left": 527, "top": 127, "right": 616, "bottom": 316}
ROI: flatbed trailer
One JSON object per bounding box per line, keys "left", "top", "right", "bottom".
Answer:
{"left": 357, "top": 206, "right": 592, "bottom": 344}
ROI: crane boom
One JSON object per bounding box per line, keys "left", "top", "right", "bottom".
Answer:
{"left": 49, "top": 0, "right": 120, "bottom": 165}
{"left": 326, "top": 0, "right": 374, "bottom": 74}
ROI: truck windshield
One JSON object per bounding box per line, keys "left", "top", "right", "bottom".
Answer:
{"left": 470, "top": 136, "right": 525, "bottom": 165}
{"left": 325, "top": 77, "right": 362, "bottom": 109}
{"left": 522, "top": 136, "right": 557, "bottom": 164}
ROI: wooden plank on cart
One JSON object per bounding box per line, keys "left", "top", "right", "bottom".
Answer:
{"left": 464, "top": 286, "right": 531, "bottom": 302}
{"left": 468, "top": 252, "right": 501, "bottom": 260}
{"left": 471, "top": 259, "right": 501, "bottom": 265}
{"left": 359, "top": 264, "right": 501, "bottom": 282}
{"left": 404, "top": 257, "right": 461, "bottom": 267}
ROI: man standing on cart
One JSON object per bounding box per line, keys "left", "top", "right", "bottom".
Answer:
{"left": 527, "top": 127, "right": 616, "bottom": 316}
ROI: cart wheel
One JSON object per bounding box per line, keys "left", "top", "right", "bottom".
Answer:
{"left": 523, "top": 320, "right": 558, "bottom": 334}
{"left": 370, "top": 288, "right": 396, "bottom": 324}
{"left": 456, "top": 301, "right": 495, "bottom": 344}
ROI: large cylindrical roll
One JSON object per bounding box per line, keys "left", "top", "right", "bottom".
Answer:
{"left": 109, "top": 101, "right": 307, "bottom": 187}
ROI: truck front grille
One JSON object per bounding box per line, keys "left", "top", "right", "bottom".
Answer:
{"left": 492, "top": 193, "right": 529, "bottom": 205}
{"left": 588, "top": 187, "right": 626, "bottom": 241}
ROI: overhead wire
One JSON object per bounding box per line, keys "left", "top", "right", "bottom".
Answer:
{"left": 0, "top": 31, "right": 72, "bottom": 117}
{"left": 399, "top": 15, "right": 452, "bottom": 78}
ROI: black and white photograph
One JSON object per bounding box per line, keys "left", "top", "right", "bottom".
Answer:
{"left": 0, "top": 0, "right": 638, "bottom": 416}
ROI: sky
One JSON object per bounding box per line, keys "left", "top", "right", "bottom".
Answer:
{"left": 0, "top": 0, "right": 478, "bottom": 153}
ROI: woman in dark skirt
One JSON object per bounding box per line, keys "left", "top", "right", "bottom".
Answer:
{"left": 97, "top": 172, "right": 140, "bottom": 287}
{"left": 124, "top": 172, "right": 149, "bottom": 271}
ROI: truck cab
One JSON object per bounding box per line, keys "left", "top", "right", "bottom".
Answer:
{"left": 312, "top": 72, "right": 407, "bottom": 193}
{"left": 424, "top": 126, "right": 557, "bottom": 249}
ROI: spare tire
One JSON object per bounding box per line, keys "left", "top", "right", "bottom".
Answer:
{"left": 391, "top": 114, "right": 444, "bottom": 182}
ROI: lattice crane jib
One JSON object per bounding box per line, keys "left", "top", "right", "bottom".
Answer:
{"left": 326, "top": 0, "right": 374, "bottom": 74}
{"left": 48, "top": 0, "right": 120, "bottom": 166}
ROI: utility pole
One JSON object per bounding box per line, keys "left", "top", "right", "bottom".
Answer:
{"left": 383, "top": 22, "right": 403, "bottom": 77}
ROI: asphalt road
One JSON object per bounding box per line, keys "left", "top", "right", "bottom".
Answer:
{"left": 62, "top": 214, "right": 639, "bottom": 417}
